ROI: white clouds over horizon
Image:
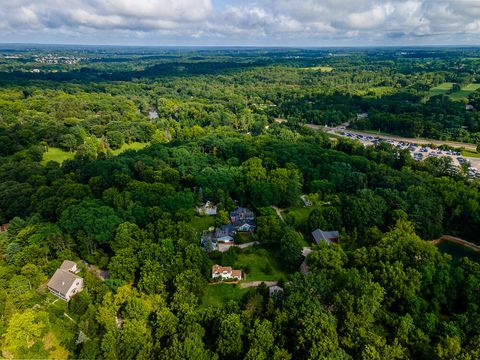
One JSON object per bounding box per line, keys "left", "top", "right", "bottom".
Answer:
{"left": 0, "top": 0, "right": 479, "bottom": 45}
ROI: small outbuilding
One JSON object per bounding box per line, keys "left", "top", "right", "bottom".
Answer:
{"left": 312, "top": 229, "right": 339, "bottom": 244}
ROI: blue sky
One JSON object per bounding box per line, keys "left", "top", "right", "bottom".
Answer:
{"left": 0, "top": 0, "right": 479, "bottom": 46}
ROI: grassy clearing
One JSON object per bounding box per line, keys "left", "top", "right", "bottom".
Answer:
{"left": 235, "top": 232, "right": 255, "bottom": 244}
{"left": 282, "top": 205, "right": 322, "bottom": 229}
{"left": 301, "top": 66, "right": 334, "bottom": 72}
{"left": 201, "top": 283, "right": 249, "bottom": 308}
{"left": 461, "top": 149, "right": 480, "bottom": 158}
{"left": 427, "top": 82, "right": 480, "bottom": 101}
{"left": 428, "top": 82, "right": 454, "bottom": 97}
{"left": 190, "top": 215, "right": 215, "bottom": 232}
{"left": 450, "top": 84, "right": 480, "bottom": 101}
{"left": 236, "top": 248, "right": 287, "bottom": 281}
{"left": 112, "top": 141, "right": 149, "bottom": 155}
{"left": 42, "top": 142, "right": 149, "bottom": 165}
{"left": 41, "top": 147, "right": 74, "bottom": 165}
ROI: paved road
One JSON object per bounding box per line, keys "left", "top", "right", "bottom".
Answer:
{"left": 239, "top": 281, "right": 278, "bottom": 289}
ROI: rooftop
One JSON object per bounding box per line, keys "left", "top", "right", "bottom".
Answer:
{"left": 47, "top": 269, "right": 82, "bottom": 296}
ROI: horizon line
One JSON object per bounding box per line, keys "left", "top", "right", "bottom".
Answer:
{"left": 0, "top": 42, "right": 480, "bottom": 49}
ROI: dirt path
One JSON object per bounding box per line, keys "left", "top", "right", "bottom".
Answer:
{"left": 271, "top": 206, "right": 285, "bottom": 222}
{"left": 433, "top": 235, "right": 480, "bottom": 253}
{"left": 239, "top": 281, "right": 278, "bottom": 289}
{"left": 236, "top": 241, "right": 260, "bottom": 249}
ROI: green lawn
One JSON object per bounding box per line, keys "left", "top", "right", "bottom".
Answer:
{"left": 41, "top": 142, "right": 149, "bottom": 165}
{"left": 428, "top": 82, "right": 454, "bottom": 97}
{"left": 301, "top": 66, "right": 334, "bottom": 72}
{"left": 450, "top": 84, "right": 480, "bottom": 101}
{"left": 201, "top": 283, "right": 249, "bottom": 308}
{"left": 236, "top": 248, "right": 287, "bottom": 281}
{"left": 427, "top": 82, "right": 480, "bottom": 101}
{"left": 461, "top": 149, "right": 480, "bottom": 158}
{"left": 235, "top": 232, "right": 255, "bottom": 244}
{"left": 190, "top": 215, "right": 215, "bottom": 232}
{"left": 111, "top": 141, "right": 149, "bottom": 155}
{"left": 41, "top": 147, "right": 74, "bottom": 165}
{"left": 282, "top": 205, "right": 322, "bottom": 229}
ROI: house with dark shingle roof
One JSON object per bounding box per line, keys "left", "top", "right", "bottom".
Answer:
{"left": 47, "top": 260, "right": 83, "bottom": 301}
{"left": 214, "top": 224, "right": 236, "bottom": 242}
{"left": 230, "top": 207, "right": 255, "bottom": 232}
{"left": 312, "top": 229, "right": 339, "bottom": 244}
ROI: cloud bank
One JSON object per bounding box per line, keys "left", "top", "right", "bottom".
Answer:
{"left": 0, "top": 0, "right": 479, "bottom": 45}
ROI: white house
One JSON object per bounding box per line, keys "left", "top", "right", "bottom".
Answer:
{"left": 196, "top": 201, "right": 217, "bottom": 216}
{"left": 211, "top": 264, "right": 242, "bottom": 281}
{"left": 47, "top": 260, "right": 84, "bottom": 301}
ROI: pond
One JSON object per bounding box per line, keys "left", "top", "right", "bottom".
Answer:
{"left": 437, "top": 240, "right": 480, "bottom": 263}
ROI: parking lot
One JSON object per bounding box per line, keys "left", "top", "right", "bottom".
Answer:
{"left": 337, "top": 131, "right": 480, "bottom": 179}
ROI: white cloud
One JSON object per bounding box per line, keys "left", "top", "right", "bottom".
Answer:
{"left": 0, "top": 0, "right": 478, "bottom": 45}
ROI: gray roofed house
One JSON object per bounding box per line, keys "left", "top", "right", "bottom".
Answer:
{"left": 47, "top": 261, "right": 84, "bottom": 301}
{"left": 214, "top": 224, "right": 236, "bottom": 242}
{"left": 312, "top": 229, "right": 339, "bottom": 244}
{"left": 230, "top": 207, "right": 255, "bottom": 223}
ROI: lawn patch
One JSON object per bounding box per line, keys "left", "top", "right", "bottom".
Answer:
{"left": 461, "top": 149, "right": 480, "bottom": 158}
{"left": 41, "top": 147, "right": 74, "bottom": 165}
{"left": 236, "top": 248, "right": 287, "bottom": 281}
{"left": 201, "top": 283, "right": 249, "bottom": 308}
{"left": 282, "top": 205, "right": 322, "bottom": 229}
{"left": 427, "top": 82, "right": 480, "bottom": 101}
{"left": 112, "top": 141, "right": 149, "bottom": 155}
{"left": 190, "top": 215, "right": 215, "bottom": 232}
{"left": 235, "top": 232, "right": 255, "bottom": 244}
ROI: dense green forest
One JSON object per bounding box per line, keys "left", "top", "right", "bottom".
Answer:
{"left": 1, "top": 46, "right": 480, "bottom": 359}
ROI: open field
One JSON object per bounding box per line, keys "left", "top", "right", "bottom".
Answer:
{"left": 427, "top": 82, "right": 480, "bottom": 100}
{"left": 41, "top": 147, "right": 74, "bottom": 165}
{"left": 111, "top": 141, "right": 149, "bottom": 155}
{"left": 450, "top": 84, "right": 480, "bottom": 100}
{"left": 301, "top": 66, "right": 334, "bottom": 72}
{"left": 41, "top": 142, "right": 149, "bottom": 165}
{"left": 201, "top": 283, "right": 249, "bottom": 308}
{"left": 428, "top": 82, "right": 454, "bottom": 97}
{"left": 236, "top": 248, "right": 287, "bottom": 282}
